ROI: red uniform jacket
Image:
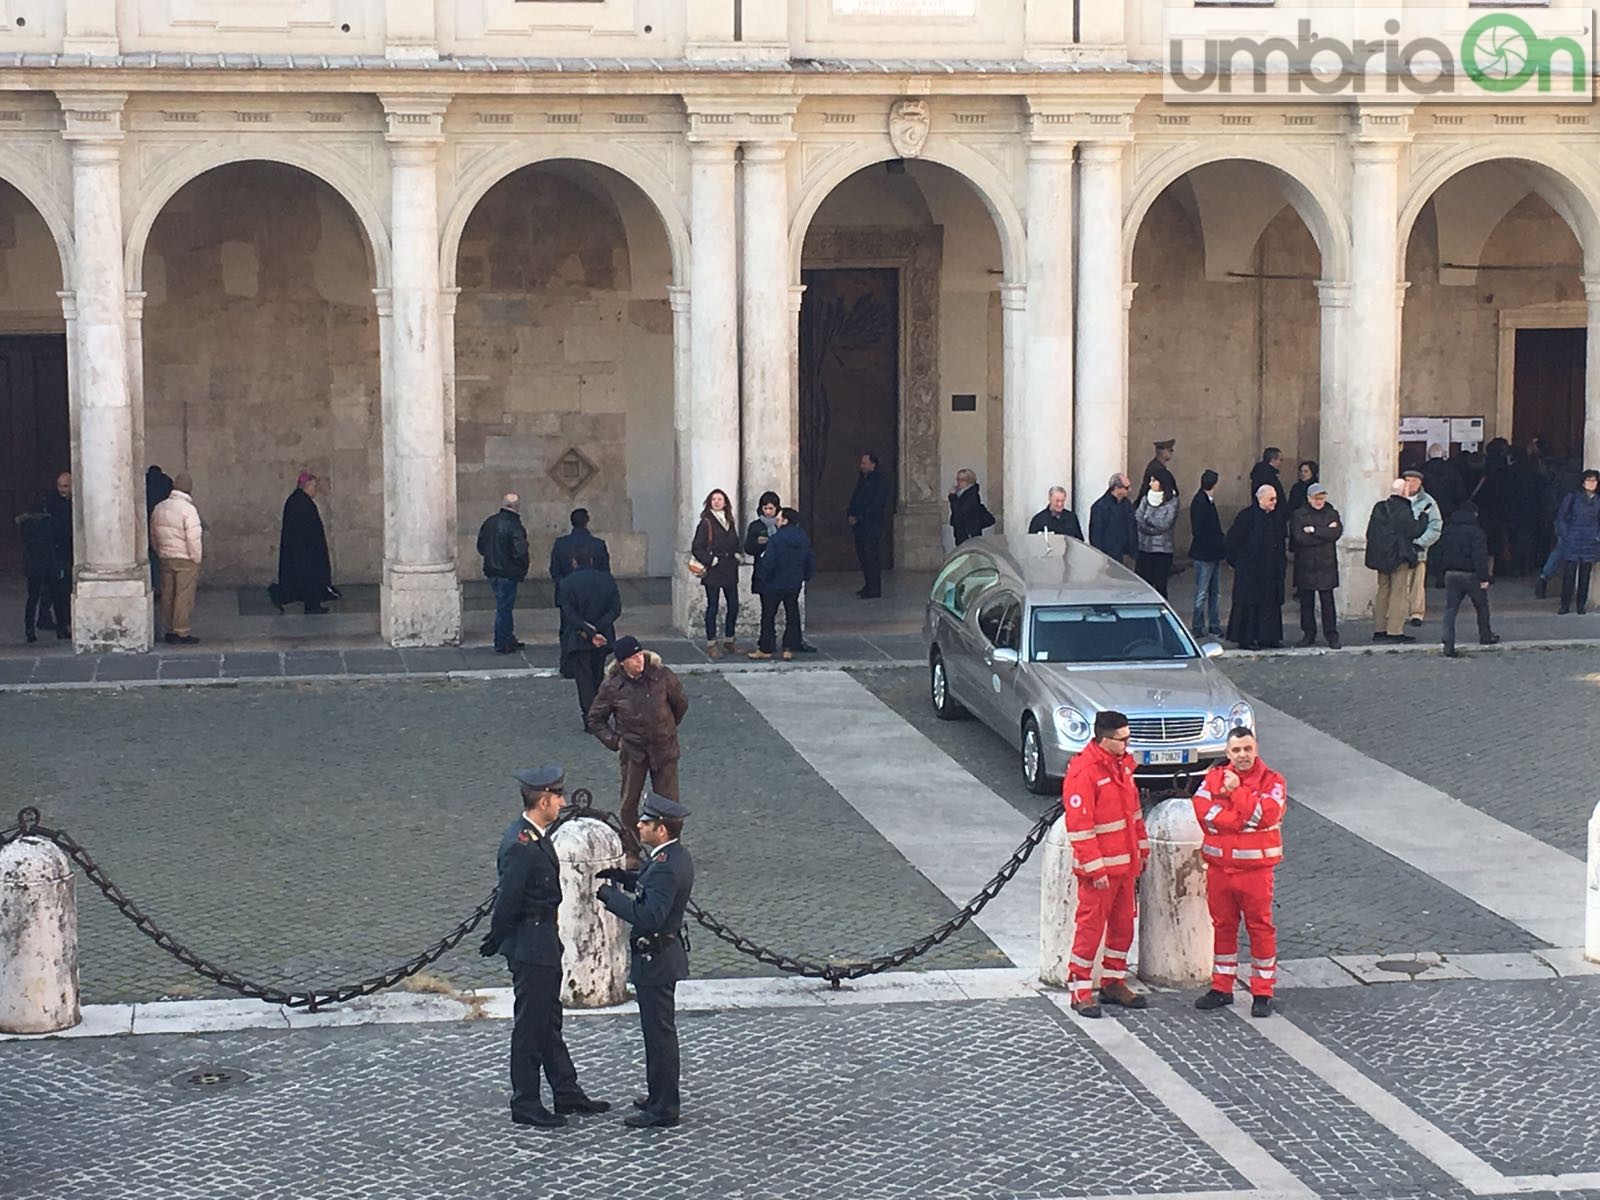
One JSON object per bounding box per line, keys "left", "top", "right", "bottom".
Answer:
{"left": 1192, "top": 758, "right": 1286, "bottom": 871}
{"left": 1061, "top": 740, "right": 1148, "bottom": 880}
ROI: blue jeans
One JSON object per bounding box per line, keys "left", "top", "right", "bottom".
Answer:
{"left": 1192, "top": 559, "right": 1222, "bottom": 632}
{"left": 1540, "top": 546, "right": 1562, "bottom": 581}
{"left": 490, "top": 576, "right": 519, "bottom": 649}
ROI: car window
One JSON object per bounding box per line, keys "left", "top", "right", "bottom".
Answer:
{"left": 1030, "top": 604, "right": 1195, "bottom": 663}
{"left": 976, "top": 592, "right": 1021, "bottom": 648}
{"left": 932, "top": 554, "right": 998, "bottom": 620}
{"left": 997, "top": 600, "right": 1022, "bottom": 651}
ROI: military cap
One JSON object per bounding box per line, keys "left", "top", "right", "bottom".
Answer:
{"left": 1153, "top": 438, "right": 1176, "bottom": 451}
{"left": 639, "top": 792, "right": 690, "bottom": 823}
{"left": 513, "top": 764, "right": 566, "bottom": 793}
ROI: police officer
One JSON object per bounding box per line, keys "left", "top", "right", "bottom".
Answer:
{"left": 596, "top": 792, "right": 695, "bottom": 1128}
{"left": 479, "top": 765, "right": 610, "bottom": 1128}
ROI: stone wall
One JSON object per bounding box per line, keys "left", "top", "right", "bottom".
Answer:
{"left": 141, "top": 163, "right": 382, "bottom": 588}
{"left": 452, "top": 164, "right": 672, "bottom": 579}
{"left": 0, "top": 182, "right": 64, "bottom": 321}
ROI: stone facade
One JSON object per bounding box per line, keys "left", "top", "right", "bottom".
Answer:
{"left": 0, "top": 2, "right": 1595, "bottom": 648}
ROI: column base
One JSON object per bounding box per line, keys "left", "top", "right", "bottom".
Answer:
{"left": 1336, "top": 542, "right": 1377, "bottom": 622}
{"left": 672, "top": 564, "right": 802, "bottom": 645}
{"left": 894, "top": 504, "right": 948, "bottom": 571}
{"left": 73, "top": 575, "right": 153, "bottom": 654}
{"left": 381, "top": 563, "right": 462, "bottom": 647}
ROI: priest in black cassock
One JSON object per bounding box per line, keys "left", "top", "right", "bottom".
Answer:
{"left": 1224, "top": 485, "right": 1287, "bottom": 650}
{"left": 268, "top": 471, "right": 338, "bottom": 614}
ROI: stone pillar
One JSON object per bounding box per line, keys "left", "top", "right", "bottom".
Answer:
{"left": 669, "top": 286, "right": 696, "bottom": 633}
{"left": 1588, "top": 796, "right": 1600, "bottom": 964}
{"left": 125, "top": 291, "right": 151, "bottom": 589}
{"left": 1585, "top": 275, "right": 1600, "bottom": 471}
{"left": 1327, "top": 131, "right": 1406, "bottom": 619}
{"left": 1000, "top": 283, "right": 1029, "bottom": 536}
{"left": 740, "top": 139, "right": 796, "bottom": 507}
{"left": 440, "top": 286, "right": 462, "bottom": 572}
{"left": 1040, "top": 817, "right": 1140, "bottom": 988}
{"left": 1017, "top": 137, "right": 1075, "bottom": 537}
{"left": 380, "top": 97, "right": 461, "bottom": 647}
{"left": 61, "top": 93, "right": 151, "bottom": 653}
{"left": 1074, "top": 141, "right": 1129, "bottom": 519}
{"left": 551, "top": 818, "right": 630, "bottom": 1008}
{"left": 1136, "top": 798, "right": 1212, "bottom": 988}
{"left": 0, "top": 838, "right": 80, "bottom": 1034}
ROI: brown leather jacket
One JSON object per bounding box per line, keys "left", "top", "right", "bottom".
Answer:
{"left": 585, "top": 652, "right": 690, "bottom": 764}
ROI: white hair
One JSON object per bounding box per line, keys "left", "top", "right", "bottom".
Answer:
{"left": 1048, "top": 486, "right": 1068, "bottom": 500}
{"left": 502, "top": 493, "right": 521, "bottom": 511}
{"left": 1255, "top": 485, "right": 1275, "bottom": 500}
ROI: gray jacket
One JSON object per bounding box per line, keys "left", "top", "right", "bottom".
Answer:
{"left": 1409, "top": 488, "right": 1442, "bottom": 559}
{"left": 1135, "top": 493, "right": 1179, "bottom": 554}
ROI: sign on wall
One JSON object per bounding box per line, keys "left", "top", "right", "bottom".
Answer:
{"left": 832, "top": 0, "right": 977, "bottom": 15}
{"left": 1400, "top": 415, "right": 1485, "bottom": 458}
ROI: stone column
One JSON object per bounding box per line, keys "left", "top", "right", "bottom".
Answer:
{"left": 740, "top": 139, "right": 796, "bottom": 506}
{"left": 668, "top": 285, "right": 696, "bottom": 632}
{"left": 61, "top": 93, "right": 151, "bottom": 653}
{"left": 1000, "top": 283, "right": 1028, "bottom": 536}
{"left": 379, "top": 97, "right": 461, "bottom": 647}
{"left": 440, "top": 286, "right": 462, "bottom": 573}
{"left": 126, "top": 291, "right": 150, "bottom": 586}
{"left": 1017, "top": 137, "right": 1075, "bottom": 537}
{"left": 1327, "top": 132, "right": 1406, "bottom": 620}
{"left": 1074, "top": 140, "right": 1129, "bottom": 519}
{"left": 0, "top": 837, "right": 80, "bottom": 1034}
{"left": 1585, "top": 275, "right": 1600, "bottom": 470}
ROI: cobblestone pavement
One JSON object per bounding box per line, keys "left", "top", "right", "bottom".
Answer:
{"left": 7, "top": 981, "right": 1600, "bottom": 1200}
{"left": 0, "top": 674, "right": 998, "bottom": 1003}
{"left": 1220, "top": 648, "right": 1598, "bottom": 859}
{"left": 850, "top": 669, "right": 1542, "bottom": 961}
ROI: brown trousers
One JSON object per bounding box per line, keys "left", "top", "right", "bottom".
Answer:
{"left": 159, "top": 557, "right": 201, "bottom": 637}
{"left": 1374, "top": 564, "right": 1414, "bottom": 636}
{"left": 619, "top": 753, "right": 680, "bottom": 861}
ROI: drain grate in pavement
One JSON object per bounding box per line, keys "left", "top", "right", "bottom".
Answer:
{"left": 174, "top": 1065, "right": 250, "bottom": 1092}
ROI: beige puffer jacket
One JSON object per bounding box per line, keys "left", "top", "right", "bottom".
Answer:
{"left": 150, "top": 490, "right": 203, "bottom": 564}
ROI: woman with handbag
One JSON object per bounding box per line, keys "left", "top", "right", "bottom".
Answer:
{"left": 691, "top": 488, "right": 742, "bottom": 658}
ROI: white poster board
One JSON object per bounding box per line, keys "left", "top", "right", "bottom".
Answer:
{"left": 1449, "top": 417, "right": 1485, "bottom": 451}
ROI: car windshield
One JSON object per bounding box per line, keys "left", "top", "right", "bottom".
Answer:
{"left": 1030, "top": 604, "right": 1196, "bottom": 663}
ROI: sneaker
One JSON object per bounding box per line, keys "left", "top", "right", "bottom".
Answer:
{"left": 1251, "top": 996, "right": 1273, "bottom": 1018}
{"left": 1194, "top": 989, "right": 1235, "bottom": 1011}
{"left": 164, "top": 632, "right": 180, "bottom": 645}
{"left": 173, "top": 635, "right": 200, "bottom": 645}
{"left": 1390, "top": 633, "right": 1416, "bottom": 643}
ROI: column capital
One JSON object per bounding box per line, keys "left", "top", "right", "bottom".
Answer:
{"left": 788, "top": 284, "right": 807, "bottom": 314}
{"left": 380, "top": 95, "right": 450, "bottom": 143}
{"left": 1348, "top": 104, "right": 1414, "bottom": 148}
{"left": 1316, "top": 280, "right": 1352, "bottom": 308}
{"left": 56, "top": 289, "right": 77, "bottom": 320}
{"left": 1080, "top": 140, "right": 1130, "bottom": 165}
{"left": 1122, "top": 281, "right": 1139, "bottom": 311}
{"left": 57, "top": 92, "right": 126, "bottom": 142}
{"left": 372, "top": 286, "right": 394, "bottom": 317}
{"left": 1581, "top": 273, "right": 1600, "bottom": 301}
{"left": 124, "top": 291, "right": 146, "bottom": 319}
{"left": 742, "top": 140, "right": 794, "bottom": 165}
{"left": 439, "top": 285, "right": 461, "bottom": 317}
{"left": 668, "top": 285, "right": 691, "bottom": 314}
{"left": 688, "top": 137, "right": 739, "bottom": 162}
{"left": 1027, "top": 138, "right": 1077, "bottom": 164}
{"left": 685, "top": 96, "right": 798, "bottom": 143}
{"left": 1000, "top": 282, "right": 1027, "bottom": 311}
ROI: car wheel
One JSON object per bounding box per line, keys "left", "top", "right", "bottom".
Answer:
{"left": 930, "top": 649, "right": 966, "bottom": 720}
{"left": 1021, "top": 716, "right": 1053, "bottom": 795}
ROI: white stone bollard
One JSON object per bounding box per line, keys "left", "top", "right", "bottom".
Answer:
{"left": 551, "top": 818, "right": 630, "bottom": 1008}
{"left": 1039, "top": 817, "right": 1139, "bottom": 988}
{"left": 1586, "top": 798, "right": 1600, "bottom": 964}
{"left": 1137, "top": 797, "right": 1214, "bottom": 988}
{"left": 0, "top": 838, "right": 81, "bottom": 1034}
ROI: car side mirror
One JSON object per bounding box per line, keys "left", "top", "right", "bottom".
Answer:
{"left": 991, "top": 647, "right": 1020, "bottom": 666}
{"left": 1200, "top": 641, "right": 1224, "bottom": 659}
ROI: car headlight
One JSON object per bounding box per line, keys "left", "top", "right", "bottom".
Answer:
{"left": 1206, "top": 715, "right": 1227, "bottom": 741}
{"left": 1054, "top": 706, "right": 1092, "bottom": 744}
{"left": 1228, "top": 702, "right": 1254, "bottom": 731}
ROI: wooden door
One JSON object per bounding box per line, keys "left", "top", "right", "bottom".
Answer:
{"left": 0, "top": 334, "right": 69, "bottom": 572}
{"left": 798, "top": 268, "right": 899, "bottom": 572}
{"left": 1513, "top": 327, "right": 1585, "bottom": 461}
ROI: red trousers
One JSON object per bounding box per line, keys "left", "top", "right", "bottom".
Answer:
{"left": 1208, "top": 868, "right": 1277, "bottom": 997}
{"left": 1067, "top": 873, "right": 1136, "bottom": 1003}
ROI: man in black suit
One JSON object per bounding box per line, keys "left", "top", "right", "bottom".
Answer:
{"left": 549, "top": 508, "right": 611, "bottom": 587}
{"left": 846, "top": 451, "right": 891, "bottom": 598}
{"left": 597, "top": 792, "right": 696, "bottom": 1129}
{"left": 480, "top": 765, "right": 609, "bottom": 1129}
{"left": 557, "top": 545, "right": 622, "bottom": 723}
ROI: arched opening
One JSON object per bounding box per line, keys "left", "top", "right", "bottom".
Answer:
{"left": 141, "top": 163, "right": 381, "bottom": 603}
{"left": 1129, "top": 160, "right": 1327, "bottom": 524}
{"left": 795, "top": 158, "right": 1008, "bottom": 574}
{"left": 1400, "top": 157, "right": 1592, "bottom": 575}
{"left": 0, "top": 178, "right": 69, "bottom": 602}
{"left": 451, "top": 161, "right": 677, "bottom": 593}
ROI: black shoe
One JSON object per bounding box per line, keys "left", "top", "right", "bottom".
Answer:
{"left": 511, "top": 1109, "right": 568, "bottom": 1129}
{"left": 859, "top": 591, "right": 882, "bottom": 600}
{"left": 1581, "top": 605, "right": 1590, "bottom": 615}
{"left": 1251, "top": 996, "right": 1273, "bottom": 1018}
{"left": 1194, "top": 989, "right": 1235, "bottom": 1011}
{"left": 1295, "top": 635, "right": 1315, "bottom": 648}
{"left": 174, "top": 635, "right": 200, "bottom": 645}
{"left": 1480, "top": 633, "right": 1501, "bottom": 646}
{"left": 554, "top": 1096, "right": 611, "bottom": 1115}
{"left": 1327, "top": 636, "right": 1341, "bottom": 649}
{"left": 1070, "top": 1001, "right": 1103, "bottom": 1019}
{"left": 1390, "top": 634, "right": 1416, "bottom": 643}
{"left": 1372, "top": 632, "right": 1390, "bottom": 642}
{"left": 624, "top": 1109, "right": 680, "bottom": 1129}
{"left": 304, "top": 604, "right": 329, "bottom": 615}
{"left": 1443, "top": 645, "right": 1458, "bottom": 658}
{"left": 494, "top": 646, "right": 517, "bottom": 655}
{"left": 164, "top": 632, "right": 180, "bottom": 644}
{"left": 1408, "top": 618, "right": 1423, "bottom": 628}
{"left": 797, "top": 643, "right": 819, "bottom": 654}
{"left": 632, "top": 1095, "right": 651, "bottom": 1111}
{"left": 1558, "top": 605, "right": 1572, "bottom": 615}
{"left": 25, "top": 631, "right": 36, "bottom": 643}
{"left": 1534, "top": 578, "right": 1549, "bottom": 599}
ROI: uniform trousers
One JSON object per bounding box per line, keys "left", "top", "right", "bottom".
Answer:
{"left": 1373, "top": 564, "right": 1414, "bottom": 635}
{"left": 618, "top": 754, "right": 679, "bottom": 859}
{"left": 509, "top": 962, "right": 581, "bottom": 1115}
{"left": 1067, "top": 873, "right": 1137, "bottom": 1004}
{"left": 635, "top": 980, "right": 681, "bottom": 1114}
{"left": 1207, "top": 868, "right": 1277, "bottom": 997}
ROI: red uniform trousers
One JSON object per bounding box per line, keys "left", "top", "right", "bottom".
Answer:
{"left": 1207, "top": 867, "right": 1277, "bottom": 997}
{"left": 1067, "top": 873, "right": 1137, "bottom": 1004}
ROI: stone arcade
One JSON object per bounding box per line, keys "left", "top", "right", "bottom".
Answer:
{"left": 0, "top": 1, "right": 1595, "bottom": 651}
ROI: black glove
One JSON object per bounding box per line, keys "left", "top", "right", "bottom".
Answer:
{"left": 596, "top": 867, "right": 639, "bottom": 885}
{"left": 595, "top": 885, "right": 611, "bottom": 903}
{"left": 478, "top": 934, "right": 501, "bottom": 958}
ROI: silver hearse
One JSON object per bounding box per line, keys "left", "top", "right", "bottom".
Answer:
{"left": 924, "top": 535, "right": 1254, "bottom": 793}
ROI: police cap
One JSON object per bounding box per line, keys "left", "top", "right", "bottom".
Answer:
{"left": 1153, "top": 438, "right": 1176, "bottom": 451}
{"left": 513, "top": 764, "right": 566, "bottom": 793}
{"left": 639, "top": 792, "right": 690, "bottom": 823}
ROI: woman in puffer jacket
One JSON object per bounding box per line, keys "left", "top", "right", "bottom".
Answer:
{"left": 1554, "top": 469, "right": 1600, "bottom": 614}
{"left": 1134, "top": 476, "right": 1179, "bottom": 597}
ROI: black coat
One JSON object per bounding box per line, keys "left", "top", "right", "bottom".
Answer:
{"left": 1089, "top": 492, "right": 1138, "bottom": 561}
{"left": 488, "top": 817, "right": 563, "bottom": 967}
{"left": 691, "top": 515, "right": 741, "bottom": 589}
{"left": 948, "top": 485, "right": 995, "bottom": 544}
{"left": 557, "top": 566, "right": 621, "bottom": 661}
{"left": 1225, "top": 504, "right": 1287, "bottom": 606}
{"left": 1188, "top": 491, "right": 1226, "bottom": 563}
{"left": 44, "top": 492, "right": 72, "bottom": 572}
{"left": 745, "top": 517, "right": 777, "bottom": 591}
{"left": 16, "top": 510, "right": 57, "bottom": 579}
{"left": 1027, "top": 506, "right": 1083, "bottom": 539}
{"left": 549, "top": 528, "right": 610, "bottom": 584}
{"left": 145, "top": 468, "right": 173, "bottom": 517}
{"left": 1290, "top": 503, "right": 1343, "bottom": 592}
{"left": 1434, "top": 509, "right": 1491, "bottom": 581}
{"left": 754, "top": 523, "right": 815, "bottom": 594}
{"left": 1364, "top": 497, "right": 1425, "bottom": 573}
{"left": 1250, "top": 462, "right": 1288, "bottom": 511}
{"left": 477, "top": 508, "right": 530, "bottom": 581}
{"left": 1422, "top": 458, "right": 1467, "bottom": 516}
{"left": 848, "top": 469, "right": 891, "bottom": 533}
{"left": 599, "top": 840, "right": 695, "bottom": 986}
{"left": 277, "top": 489, "right": 334, "bottom": 598}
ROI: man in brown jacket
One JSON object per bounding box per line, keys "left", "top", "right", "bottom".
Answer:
{"left": 586, "top": 634, "right": 690, "bottom": 865}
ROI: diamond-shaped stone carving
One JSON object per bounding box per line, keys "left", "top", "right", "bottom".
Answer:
{"left": 549, "top": 446, "right": 598, "bottom": 496}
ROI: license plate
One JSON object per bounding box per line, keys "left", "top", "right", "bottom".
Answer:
{"left": 1143, "top": 749, "right": 1188, "bottom": 765}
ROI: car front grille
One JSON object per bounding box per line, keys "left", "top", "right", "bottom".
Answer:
{"left": 1127, "top": 715, "right": 1207, "bottom": 744}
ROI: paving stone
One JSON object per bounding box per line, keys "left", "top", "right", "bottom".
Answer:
{"left": 158, "top": 655, "right": 223, "bottom": 681}
{"left": 1449, "top": 952, "right": 1559, "bottom": 981}
{"left": 220, "top": 652, "right": 283, "bottom": 678}
{"left": 28, "top": 656, "right": 98, "bottom": 683}
{"left": 397, "top": 647, "right": 467, "bottom": 673}
{"left": 1332, "top": 953, "right": 1475, "bottom": 985}
{"left": 340, "top": 650, "right": 407, "bottom": 675}
{"left": 0, "top": 658, "right": 37, "bottom": 684}
{"left": 281, "top": 651, "right": 346, "bottom": 676}
{"left": 92, "top": 656, "right": 163, "bottom": 682}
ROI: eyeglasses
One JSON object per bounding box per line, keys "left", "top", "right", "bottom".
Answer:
{"left": 1103, "top": 733, "right": 1132, "bottom": 744}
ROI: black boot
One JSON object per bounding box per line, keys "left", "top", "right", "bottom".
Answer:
{"left": 1194, "top": 989, "right": 1234, "bottom": 1011}
{"left": 1251, "top": 995, "right": 1273, "bottom": 1018}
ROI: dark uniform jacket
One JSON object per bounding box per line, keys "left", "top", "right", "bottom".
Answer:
{"left": 557, "top": 566, "right": 622, "bottom": 661}
{"left": 1027, "top": 507, "right": 1083, "bottom": 539}
{"left": 586, "top": 652, "right": 690, "bottom": 765}
{"left": 1434, "top": 509, "right": 1492, "bottom": 581}
{"left": 848, "top": 469, "right": 891, "bottom": 533}
{"left": 478, "top": 509, "right": 530, "bottom": 581}
{"left": 1290, "top": 503, "right": 1343, "bottom": 592}
{"left": 549, "top": 528, "right": 610, "bottom": 584}
{"left": 599, "top": 841, "right": 695, "bottom": 986}
{"left": 488, "top": 817, "right": 563, "bottom": 967}
{"left": 1089, "top": 492, "right": 1138, "bottom": 560}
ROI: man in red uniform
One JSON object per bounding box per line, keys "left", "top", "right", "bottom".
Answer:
{"left": 1192, "top": 726, "right": 1286, "bottom": 1018}
{"left": 1060, "top": 710, "right": 1150, "bottom": 1018}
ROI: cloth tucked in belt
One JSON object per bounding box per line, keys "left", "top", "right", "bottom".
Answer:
{"left": 631, "top": 929, "right": 689, "bottom": 956}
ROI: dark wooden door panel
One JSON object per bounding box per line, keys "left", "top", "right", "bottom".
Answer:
{"left": 0, "top": 333, "right": 69, "bottom": 572}
{"left": 1513, "top": 327, "right": 1585, "bottom": 461}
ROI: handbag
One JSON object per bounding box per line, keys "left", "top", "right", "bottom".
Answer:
{"left": 687, "top": 518, "right": 709, "bottom": 577}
